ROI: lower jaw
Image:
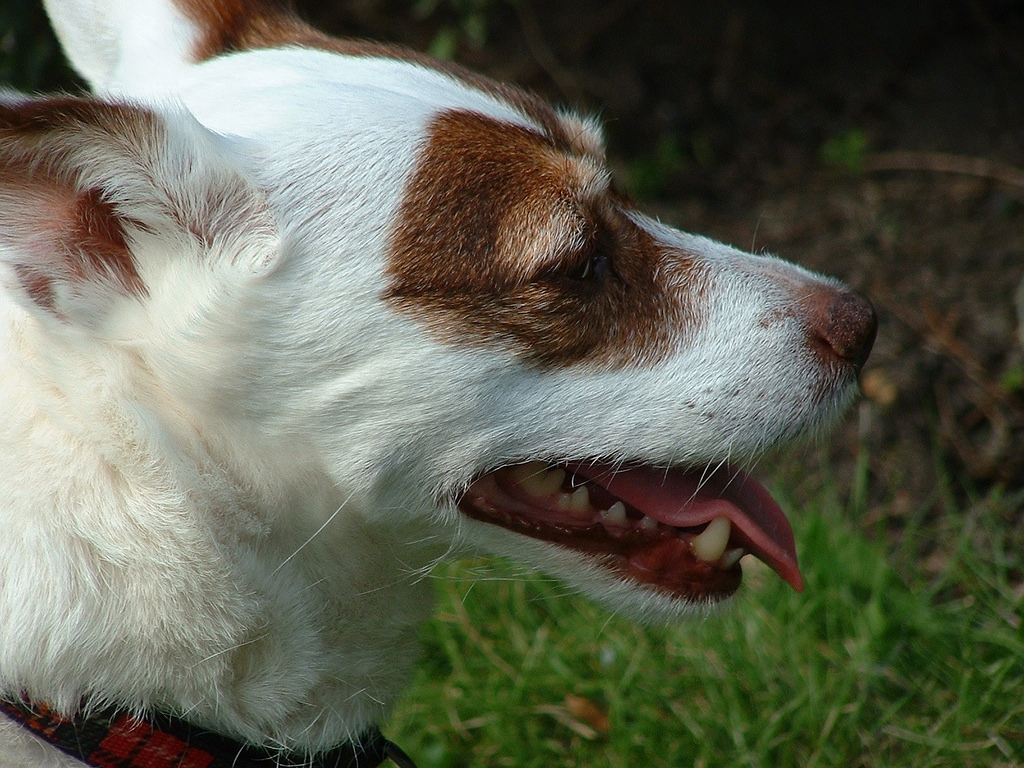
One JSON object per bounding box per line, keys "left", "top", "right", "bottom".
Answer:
{"left": 621, "top": 535, "right": 743, "bottom": 600}
{"left": 459, "top": 505, "right": 743, "bottom": 602}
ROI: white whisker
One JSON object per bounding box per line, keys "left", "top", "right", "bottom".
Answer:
{"left": 273, "top": 493, "right": 354, "bottom": 576}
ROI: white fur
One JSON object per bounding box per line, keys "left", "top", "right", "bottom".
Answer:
{"left": 1, "top": 2, "right": 866, "bottom": 763}
{"left": 42, "top": 0, "right": 197, "bottom": 94}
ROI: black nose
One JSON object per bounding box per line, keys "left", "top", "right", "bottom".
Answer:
{"left": 806, "top": 286, "right": 877, "bottom": 371}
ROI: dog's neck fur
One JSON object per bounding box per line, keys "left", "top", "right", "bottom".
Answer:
{"left": 0, "top": 40, "right": 546, "bottom": 751}
{"left": 0, "top": 290, "right": 441, "bottom": 750}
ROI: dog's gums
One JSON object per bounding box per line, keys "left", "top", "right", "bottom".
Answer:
{"left": 460, "top": 461, "right": 804, "bottom": 601}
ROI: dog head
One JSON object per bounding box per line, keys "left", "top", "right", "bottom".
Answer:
{"left": 2, "top": 2, "right": 876, "bottom": 631}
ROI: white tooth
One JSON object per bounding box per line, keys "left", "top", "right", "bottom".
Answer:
{"left": 720, "top": 548, "right": 745, "bottom": 569}
{"left": 638, "top": 515, "right": 659, "bottom": 533}
{"left": 511, "top": 463, "right": 565, "bottom": 496}
{"left": 600, "top": 501, "right": 627, "bottom": 527}
{"left": 691, "top": 517, "right": 732, "bottom": 562}
{"left": 569, "top": 486, "right": 591, "bottom": 512}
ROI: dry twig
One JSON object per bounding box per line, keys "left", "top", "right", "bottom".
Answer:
{"left": 865, "top": 151, "right": 1024, "bottom": 189}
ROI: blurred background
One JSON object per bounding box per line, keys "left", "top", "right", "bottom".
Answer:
{"left": 3, "top": 1, "right": 1022, "bottom": 765}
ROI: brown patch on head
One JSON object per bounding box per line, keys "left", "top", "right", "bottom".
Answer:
{"left": 385, "top": 110, "right": 703, "bottom": 368}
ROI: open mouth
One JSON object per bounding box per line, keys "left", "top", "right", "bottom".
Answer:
{"left": 458, "top": 461, "right": 803, "bottom": 602}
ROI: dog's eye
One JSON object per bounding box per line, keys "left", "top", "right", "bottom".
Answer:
{"left": 566, "top": 248, "right": 608, "bottom": 282}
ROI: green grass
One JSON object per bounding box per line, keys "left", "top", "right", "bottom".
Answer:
{"left": 388, "top": 480, "right": 1024, "bottom": 767}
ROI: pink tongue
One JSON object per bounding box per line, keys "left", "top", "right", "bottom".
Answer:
{"left": 567, "top": 463, "right": 804, "bottom": 591}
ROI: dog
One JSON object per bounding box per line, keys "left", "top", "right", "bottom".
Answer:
{"left": 0, "top": 1, "right": 876, "bottom": 765}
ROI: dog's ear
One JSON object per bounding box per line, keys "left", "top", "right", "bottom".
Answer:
{"left": 0, "top": 94, "right": 276, "bottom": 330}
{"left": 43, "top": 0, "right": 302, "bottom": 93}
{"left": 42, "top": 0, "right": 195, "bottom": 91}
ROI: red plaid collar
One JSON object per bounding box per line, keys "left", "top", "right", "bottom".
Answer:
{"left": 1, "top": 697, "right": 416, "bottom": 768}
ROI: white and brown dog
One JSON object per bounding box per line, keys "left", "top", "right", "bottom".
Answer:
{"left": 0, "top": 1, "right": 876, "bottom": 765}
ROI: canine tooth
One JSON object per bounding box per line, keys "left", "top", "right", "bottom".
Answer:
{"left": 691, "top": 517, "right": 732, "bottom": 562}
{"left": 538, "top": 467, "right": 566, "bottom": 494}
{"left": 510, "top": 461, "right": 547, "bottom": 484}
{"left": 600, "top": 501, "right": 627, "bottom": 527}
{"left": 511, "top": 463, "right": 565, "bottom": 496}
{"left": 720, "top": 548, "right": 745, "bottom": 569}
